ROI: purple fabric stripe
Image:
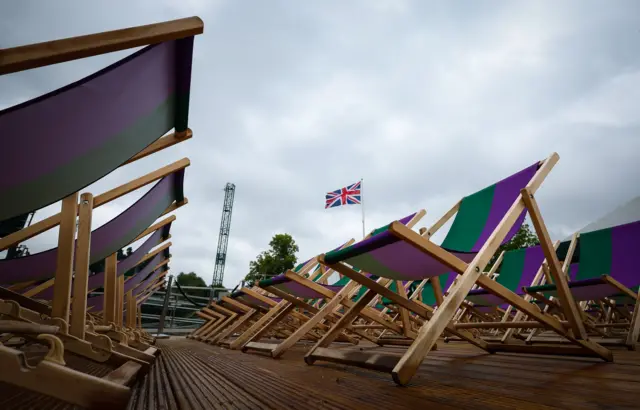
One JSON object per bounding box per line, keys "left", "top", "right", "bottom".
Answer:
{"left": 90, "top": 174, "right": 174, "bottom": 258}
{"left": 472, "top": 163, "right": 539, "bottom": 252}
{"left": 610, "top": 220, "right": 640, "bottom": 287}
{"left": 333, "top": 212, "right": 417, "bottom": 256}
{"left": 366, "top": 241, "right": 477, "bottom": 280}
{"left": 118, "top": 224, "right": 170, "bottom": 275}
{"left": 443, "top": 272, "right": 456, "bottom": 291}
{"left": 466, "top": 245, "right": 545, "bottom": 306}
{"left": 277, "top": 281, "right": 343, "bottom": 299}
{"left": 569, "top": 280, "right": 617, "bottom": 301}
{"left": 518, "top": 246, "right": 546, "bottom": 289}
{"left": 568, "top": 263, "right": 580, "bottom": 281}
{"left": 34, "top": 227, "right": 169, "bottom": 299}
{"left": 0, "top": 172, "right": 179, "bottom": 284}
{"left": 1, "top": 41, "right": 180, "bottom": 190}
{"left": 124, "top": 254, "right": 166, "bottom": 293}
{"left": 86, "top": 260, "right": 167, "bottom": 311}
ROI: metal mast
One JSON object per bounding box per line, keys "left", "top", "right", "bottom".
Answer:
{"left": 211, "top": 183, "right": 235, "bottom": 288}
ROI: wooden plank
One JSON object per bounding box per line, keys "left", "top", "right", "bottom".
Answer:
{"left": 160, "top": 198, "right": 189, "bottom": 217}
{"left": 124, "top": 130, "right": 193, "bottom": 165}
{"left": 0, "top": 286, "right": 51, "bottom": 315}
{"left": 426, "top": 200, "right": 460, "bottom": 238}
{"left": 0, "top": 344, "right": 132, "bottom": 408}
{"left": 626, "top": 288, "right": 640, "bottom": 349}
{"left": 22, "top": 277, "right": 55, "bottom": 298}
{"left": 69, "top": 193, "right": 93, "bottom": 339}
{"left": 0, "top": 321, "right": 58, "bottom": 334}
{"left": 221, "top": 296, "right": 251, "bottom": 313}
{"left": 131, "top": 215, "right": 176, "bottom": 243}
{"left": 522, "top": 188, "right": 587, "bottom": 339}
{"left": 103, "top": 361, "right": 143, "bottom": 386}
{"left": 0, "top": 16, "right": 204, "bottom": 74}
{"left": 51, "top": 192, "right": 79, "bottom": 322}
{"left": 309, "top": 347, "right": 400, "bottom": 373}
{"left": 104, "top": 254, "right": 117, "bottom": 324}
{"left": 137, "top": 242, "right": 172, "bottom": 265}
{"left": 94, "top": 158, "right": 190, "bottom": 208}
{"left": 126, "top": 291, "right": 136, "bottom": 328}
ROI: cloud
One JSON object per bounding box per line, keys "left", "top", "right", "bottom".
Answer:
{"left": 2, "top": 0, "right": 640, "bottom": 289}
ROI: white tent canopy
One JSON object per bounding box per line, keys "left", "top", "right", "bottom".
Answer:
{"left": 563, "top": 195, "right": 640, "bottom": 241}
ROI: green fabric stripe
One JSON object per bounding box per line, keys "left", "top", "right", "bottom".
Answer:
{"left": 576, "top": 228, "right": 612, "bottom": 281}
{"left": 3, "top": 95, "right": 182, "bottom": 219}
{"left": 441, "top": 184, "right": 496, "bottom": 252}
{"left": 345, "top": 254, "right": 405, "bottom": 281}
{"left": 175, "top": 91, "right": 190, "bottom": 132}
{"left": 496, "top": 248, "right": 527, "bottom": 291}
{"left": 420, "top": 274, "right": 450, "bottom": 305}
{"left": 381, "top": 281, "right": 399, "bottom": 304}
{"left": 331, "top": 276, "right": 351, "bottom": 287}
{"left": 370, "top": 223, "right": 391, "bottom": 237}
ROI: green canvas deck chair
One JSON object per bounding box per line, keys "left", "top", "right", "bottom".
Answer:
{"left": 523, "top": 220, "right": 640, "bottom": 349}
{"left": 304, "top": 153, "right": 612, "bottom": 386}
{"left": 240, "top": 211, "right": 427, "bottom": 358}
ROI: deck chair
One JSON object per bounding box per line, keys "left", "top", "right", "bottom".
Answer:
{"left": 0, "top": 167, "right": 185, "bottom": 357}
{"left": 524, "top": 220, "right": 640, "bottom": 349}
{"left": 207, "top": 258, "right": 357, "bottom": 347}
{"left": 192, "top": 257, "right": 321, "bottom": 345}
{"left": 304, "top": 153, "right": 612, "bottom": 386}
{"left": 0, "top": 16, "right": 203, "bottom": 407}
{"left": 241, "top": 211, "right": 427, "bottom": 358}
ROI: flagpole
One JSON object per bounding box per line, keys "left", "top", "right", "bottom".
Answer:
{"left": 361, "top": 178, "right": 365, "bottom": 239}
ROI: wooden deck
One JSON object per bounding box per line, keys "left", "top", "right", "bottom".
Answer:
{"left": 127, "top": 337, "right": 640, "bottom": 409}
{"left": 2, "top": 337, "right": 639, "bottom": 409}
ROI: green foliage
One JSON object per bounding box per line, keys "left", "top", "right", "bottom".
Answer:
{"left": 487, "top": 223, "right": 540, "bottom": 269}
{"left": 176, "top": 272, "right": 207, "bottom": 287}
{"left": 244, "top": 233, "right": 299, "bottom": 283}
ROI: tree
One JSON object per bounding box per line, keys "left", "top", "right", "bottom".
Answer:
{"left": 176, "top": 272, "right": 207, "bottom": 287}
{"left": 487, "top": 223, "right": 540, "bottom": 269}
{"left": 245, "top": 233, "right": 299, "bottom": 283}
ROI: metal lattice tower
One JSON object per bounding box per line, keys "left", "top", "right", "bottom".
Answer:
{"left": 211, "top": 183, "right": 235, "bottom": 288}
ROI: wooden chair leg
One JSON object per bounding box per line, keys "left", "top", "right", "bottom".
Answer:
{"left": 626, "top": 291, "right": 640, "bottom": 349}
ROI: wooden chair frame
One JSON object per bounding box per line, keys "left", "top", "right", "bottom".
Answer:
{"left": 0, "top": 16, "right": 203, "bottom": 407}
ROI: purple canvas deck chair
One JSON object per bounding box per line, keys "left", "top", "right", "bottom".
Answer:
{"left": 525, "top": 220, "right": 640, "bottom": 348}
{"left": 304, "top": 153, "right": 612, "bottom": 386}
{"left": 0, "top": 16, "right": 203, "bottom": 408}
{"left": 239, "top": 212, "right": 426, "bottom": 358}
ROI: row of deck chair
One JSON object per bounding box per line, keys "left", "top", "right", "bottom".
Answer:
{"left": 192, "top": 152, "right": 639, "bottom": 386}
{"left": 0, "top": 17, "right": 205, "bottom": 408}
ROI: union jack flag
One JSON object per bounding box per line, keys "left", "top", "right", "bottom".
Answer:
{"left": 325, "top": 181, "right": 362, "bottom": 209}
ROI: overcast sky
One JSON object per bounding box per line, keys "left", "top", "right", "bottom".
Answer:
{"left": 1, "top": 1, "right": 639, "bottom": 289}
